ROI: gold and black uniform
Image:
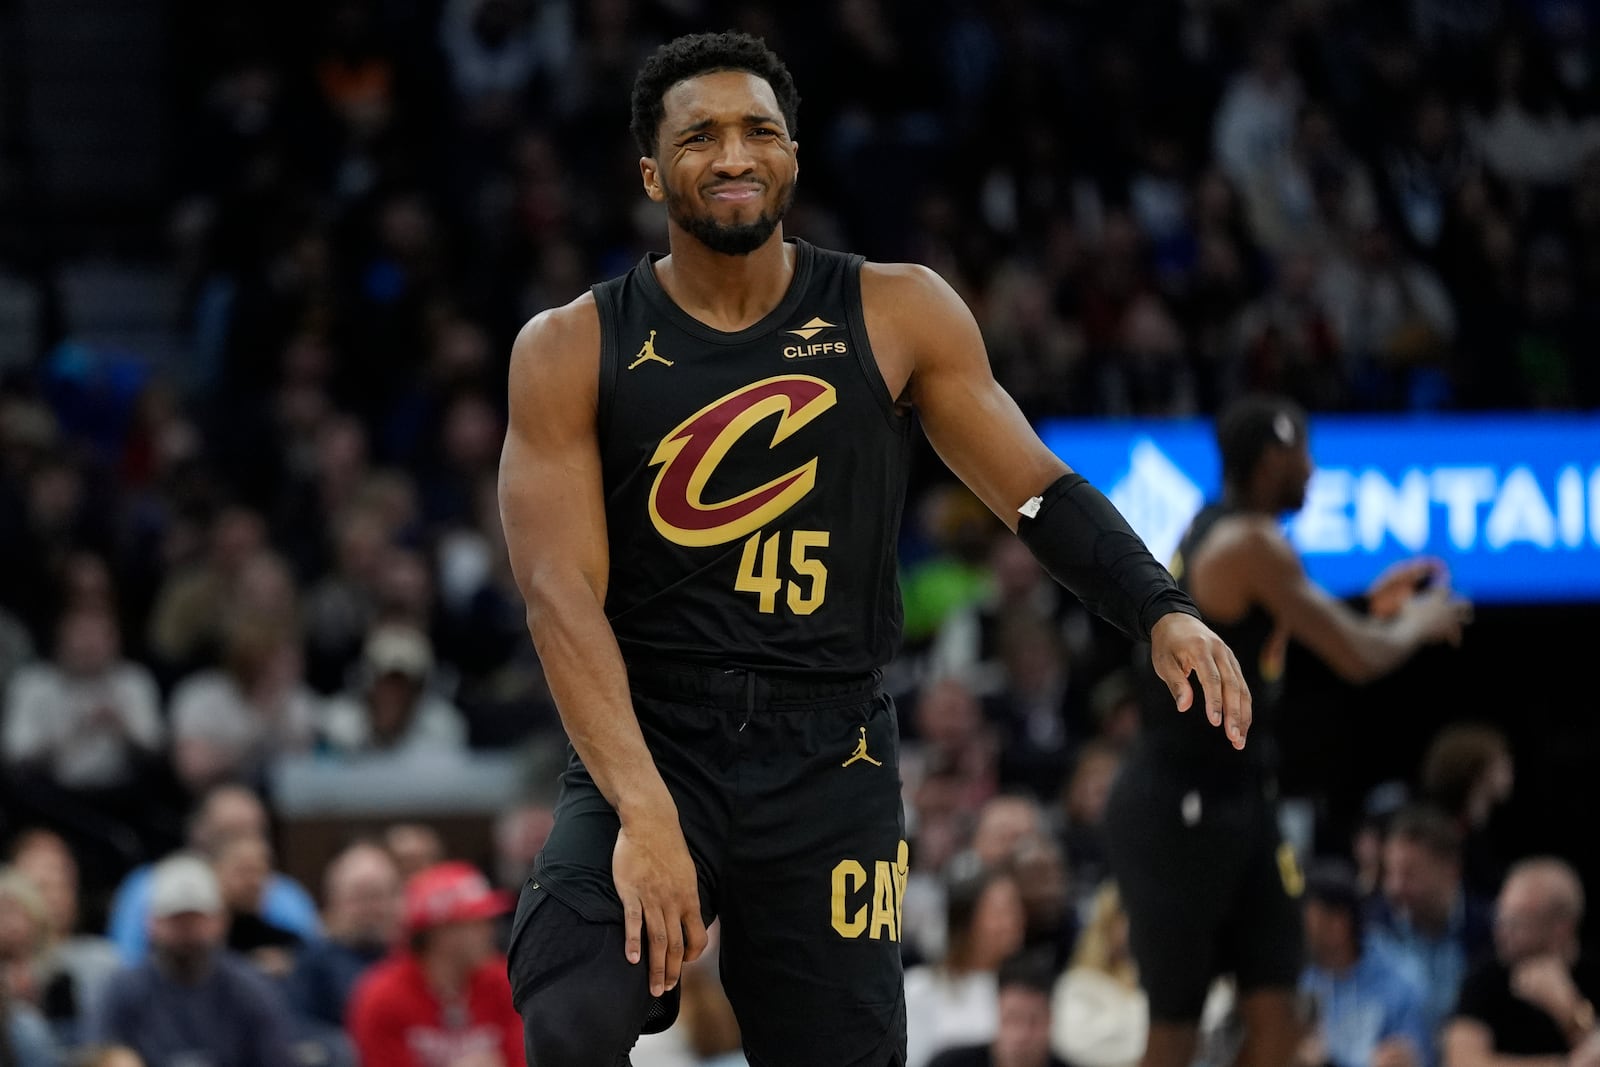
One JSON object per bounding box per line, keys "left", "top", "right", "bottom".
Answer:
{"left": 507, "top": 239, "right": 914, "bottom": 1065}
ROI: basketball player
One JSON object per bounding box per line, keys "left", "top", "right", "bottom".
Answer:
{"left": 497, "top": 31, "right": 1252, "bottom": 1066}
{"left": 1102, "top": 394, "right": 1473, "bottom": 1067}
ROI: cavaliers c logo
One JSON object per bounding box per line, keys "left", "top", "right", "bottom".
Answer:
{"left": 648, "top": 375, "right": 837, "bottom": 547}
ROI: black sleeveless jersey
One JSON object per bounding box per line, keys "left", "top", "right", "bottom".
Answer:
{"left": 592, "top": 238, "right": 914, "bottom": 676}
{"left": 1133, "top": 502, "right": 1285, "bottom": 779}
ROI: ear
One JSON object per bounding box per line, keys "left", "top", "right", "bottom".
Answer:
{"left": 640, "top": 157, "right": 666, "bottom": 203}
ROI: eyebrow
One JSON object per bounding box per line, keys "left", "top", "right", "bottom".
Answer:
{"left": 673, "top": 114, "right": 785, "bottom": 138}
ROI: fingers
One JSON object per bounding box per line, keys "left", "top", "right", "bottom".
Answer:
{"left": 683, "top": 910, "right": 710, "bottom": 964}
{"left": 663, "top": 909, "right": 686, "bottom": 994}
{"left": 624, "top": 897, "right": 643, "bottom": 965}
{"left": 1164, "top": 675, "right": 1190, "bottom": 716}
{"left": 646, "top": 902, "right": 670, "bottom": 996}
{"left": 1159, "top": 641, "right": 1251, "bottom": 749}
{"left": 1217, "top": 651, "right": 1252, "bottom": 750}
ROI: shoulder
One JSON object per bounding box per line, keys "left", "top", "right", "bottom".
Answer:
{"left": 859, "top": 261, "right": 963, "bottom": 314}
{"left": 350, "top": 956, "right": 416, "bottom": 1010}
{"left": 5, "top": 663, "right": 57, "bottom": 698}
{"left": 858, "top": 261, "right": 982, "bottom": 383}
{"left": 509, "top": 294, "right": 602, "bottom": 381}
{"left": 266, "top": 872, "right": 317, "bottom": 907}
{"left": 112, "top": 864, "right": 153, "bottom": 902}
{"left": 1196, "top": 512, "right": 1299, "bottom": 576}
{"left": 1211, "top": 510, "right": 1290, "bottom": 549}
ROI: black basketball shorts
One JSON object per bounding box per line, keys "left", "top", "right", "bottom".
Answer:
{"left": 506, "top": 659, "right": 909, "bottom": 1066}
{"left": 1101, "top": 753, "right": 1305, "bottom": 1022}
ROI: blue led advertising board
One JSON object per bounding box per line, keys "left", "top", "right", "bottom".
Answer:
{"left": 1037, "top": 413, "right": 1600, "bottom": 605}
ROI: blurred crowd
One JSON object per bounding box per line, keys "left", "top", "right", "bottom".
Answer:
{"left": 1, "top": 0, "right": 1598, "bottom": 1065}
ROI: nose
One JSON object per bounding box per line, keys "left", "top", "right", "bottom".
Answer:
{"left": 714, "top": 137, "right": 756, "bottom": 176}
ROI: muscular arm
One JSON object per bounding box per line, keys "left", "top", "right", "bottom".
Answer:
{"left": 496, "top": 301, "right": 704, "bottom": 992}
{"left": 498, "top": 303, "right": 672, "bottom": 823}
{"left": 1212, "top": 523, "right": 1454, "bottom": 685}
{"left": 864, "top": 263, "right": 1068, "bottom": 531}
{"left": 865, "top": 263, "right": 1249, "bottom": 743}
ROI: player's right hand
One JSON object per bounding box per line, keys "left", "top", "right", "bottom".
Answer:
{"left": 613, "top": 817, "right": 708, "bottom": 996}
{"left": 1400, "top": 582, "right": 1473, "bottom": 646}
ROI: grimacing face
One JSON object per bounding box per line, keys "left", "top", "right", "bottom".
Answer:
{"left": 642, "top": 70, "right": 797, "bottom": 256}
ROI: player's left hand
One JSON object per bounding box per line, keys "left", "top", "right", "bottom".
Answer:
{"left": 1149, "top": 611, "right": 1252, "bottom": 750}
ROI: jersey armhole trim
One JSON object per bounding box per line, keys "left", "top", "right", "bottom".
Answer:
{"left": 593, "top": 281, "right": 622, "bottom": 441}
{"left": 843, "top": 255, "right": 912, "bottom": 433}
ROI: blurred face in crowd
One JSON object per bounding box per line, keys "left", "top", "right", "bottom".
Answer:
{"left": 1494, "top": 865, "right": 1581, "bottom": 967}
{"left": 12, "top": 835, "right": 78, "bottom": 938}
{"left": 442, "top": 393, "right": 502, "bottom": 471}
{"left": 194, "top": 786, "right": 268, "bottom": 853}
{"left": 213, "top": 835, "right": 273, "bottom": 915}
{"left": 910, "top": 772, "right": 967, "bottom": 874}
{"left": 151, "top": 910, "right": 224, "bottom": 981}
{"left": 326, "top": 844, "right": 403, "bottom": 948}
{"left": 1382, "top": 836, "right": 1458, "bottom": 932}
{"left": 494, "top": 804, "right": 555, "bottom": 890}
{"left": 422, "top": 918, "right": 498, "bottom": 973}
{"left": 643, "top": 70, "right": 797, "bottom": 256}
{"left": 972, "top": 797, "right": 1041, "bottom": 869}
{"left": 86, "top": 1049, "right": 145, "bottom": 1067}
{"left": 56, "top": 609, "right": 119, "bottom": 676}
{"left": 915, "top": 680, "right": 982, "bottom": 751}
{"left": 1012, "top": 836, "right": 1069, "bottom": 931}
{"left": 88, "top": 1049, "right": 144, "bottom": 1067}
{"left": 0, "top": 887, "right": 41, "bottom": 964}
{"left": 989, "top": 537, "right": 1046, "bottom": 601}
{"left": 1470, "top": 750, "right": 1515, "bottom": 826}
{"left": 970, "top": 877, "right": 1028, "bottom": 972}
{"left": 1302, "top": 898, "right": 1357, "bottom": 970}
{"left": 386, "top": 824, "right": 446, "bottom": 881}
{"left": 367, "top": 671, "right": 425, "bottom": 744}
{"left": 1065, "top": 747, "right": 1120, "bottom": 828}
{"left": 211, "top": 508, "right": 267, "bottom": 574}
{"left": 992, "top": 985, "right": 1053, "bottom": 1067}
{"left": 62, "top": 552, "right": 115, "bottom": 612}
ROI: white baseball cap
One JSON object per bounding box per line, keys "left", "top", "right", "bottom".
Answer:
{"left": 363, "top": 624, "right": 434, "bottom": 681}
{"left": 148, "top": 853, "right": 222, "bottom": 918}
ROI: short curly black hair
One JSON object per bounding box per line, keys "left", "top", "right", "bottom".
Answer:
{"left": 629, "top": 31, "right": 800, "bottom": 158}
{"left": 1215, "top": 393, "right": 1307, "bottom": 488}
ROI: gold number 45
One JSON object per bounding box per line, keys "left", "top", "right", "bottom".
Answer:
{"left": 736, "top": 530, "right": 829, "bottom": 615}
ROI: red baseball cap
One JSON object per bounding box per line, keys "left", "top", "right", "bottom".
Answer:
{"left": 403, "top": 861, "right": 514, "bottom": 935}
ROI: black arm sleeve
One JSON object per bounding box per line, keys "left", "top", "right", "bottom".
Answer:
{"left": 1015, "top": 472, "right": 1201, "bottom": 642}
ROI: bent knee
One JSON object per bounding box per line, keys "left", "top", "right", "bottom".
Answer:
{"left": 523, "top": 1002, "right": 639, "bottom": 1067}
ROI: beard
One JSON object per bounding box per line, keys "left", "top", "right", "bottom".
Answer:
{"left": 666, "top": 178, "right": 796, "bottom": 256}
{"left": 155, "top": 943, "right": 216, "bottom": 984}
